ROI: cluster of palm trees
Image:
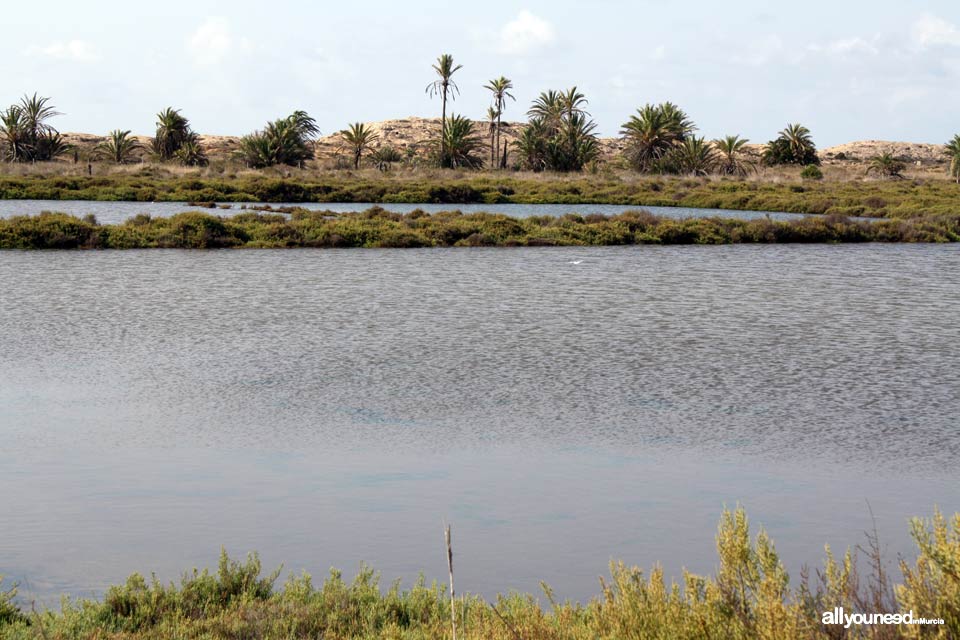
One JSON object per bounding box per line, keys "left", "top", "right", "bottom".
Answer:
{"left": 4, "top": 82, "right": 960, "bottom": 182}
{"left": 619, "top": 104, "right": 820, "bottom": 177}
{"left": 513, "top": 88, "right": 599, "bottom": 172}
{"left": 237, "top": 111, "right": 319, "bottom": 168}
{"left": 94, "top": 107, "right": 210, "bottom": 166}
{"left": 0, "top": 94, "right": 69, "bottom": 162}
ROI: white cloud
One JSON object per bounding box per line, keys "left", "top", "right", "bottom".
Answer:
{"left": 26, "top": 40, "right": 99, "bottom": 62}
{"left": 808, "top": 37, "right": 878, "bottom": 56}
{"left": 188, "top": 17, "right": 234, "bottom": 65}
{"left": 912, "top": 14, "right": 960, "bottom": 48}
{"left": 498, "top": 10, "right": 556, "bottom": 55}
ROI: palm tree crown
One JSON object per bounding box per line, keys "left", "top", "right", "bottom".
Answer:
{"left": 95, "top": 130, "right": 142, "bottom": 164}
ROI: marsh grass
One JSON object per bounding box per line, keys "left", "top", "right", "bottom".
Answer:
{"left": 0, "top": 207, "right": 957, "bottom": 250}
{"left": 1, "top": 507, "right": 957, "bottom": 639}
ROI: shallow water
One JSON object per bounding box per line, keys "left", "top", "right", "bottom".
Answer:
{"left": 0, "top": 199, "right": 811, "bottom": 224}
{"left": 1, "top": 244, "right": 958, "bottom": 604}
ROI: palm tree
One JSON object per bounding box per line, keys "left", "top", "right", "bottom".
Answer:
{"left": 0, "top": 94, "right": 68, "bottom": 162}
{"left": 674, "top": 136, "right": 718, "bottom": 176}
{"left": 442, "top": 114, "right": 484, "bottom": 169}
{"left": 369, "top": 146, "right": 403, "bottom": 171}
{"left": 764, "top": 123, "right": 819, "bottom": 166}
{"left": 484, "top": 76, "right": 514, "bottom": 169}
{"left": 945, "top": 135, "right": 960, "bottom": 184}
{"left": 866, "top": 152, "right": 905, "bottom": 179}
{"left": 339, "top": 122, "right": 379, "bottom": 169}
{"left": 528, "top": 90, "right": 565, "bottom": 130}
{"left": 153, "top": 108, "right": 192, "bottom": 161}
{"left": 95, "top": 130, "right": 142, "bottom": 164}
{"left": 288, "top": 110, "right": 320, "bottom": 140}
{"left": 0, "top": 106, "right": 30, "bottom": 162}
{"left": 714, "top": 135, "right": 755, "bottom": 177}
{"left": 620, "top": 103, "right": 695, "bottom": 172}
{"left": 19, "top": 94, "right": 60, "bottom": 139}
{"left": 485, "top": 106, "right": 499, "bottom": 167}
{"left": 782, "top": 124, "right": 814, "bottom": 160}
{"left": 237, "top": 111, "right": 316, "bottom": 168}
{"left": 425, "top": 54, "right": 462, "bottom": 164}
{"left": 514, "top": 89, "right": 599, "bottom": 172}
{"left": 513, "top": 118, "right": 549, "bottom": 171}
{"left": 175, "top": 137, "right": 208, "bottom": 167}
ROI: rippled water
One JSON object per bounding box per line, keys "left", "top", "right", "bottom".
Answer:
{"left": 1, "top": 244, "right": 958, "bottom": 604}
{"left": 0, "top": 199, "right": 810, "bottom": 224}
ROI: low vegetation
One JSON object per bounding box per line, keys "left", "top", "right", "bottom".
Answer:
{"left": 1, "top": 205, "right": 957, "bottom": 250}
{"left": 0, "top": 507, "right": 956, "bottom": 639}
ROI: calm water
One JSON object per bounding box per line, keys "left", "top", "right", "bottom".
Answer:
{"left": 0, "top": 199, "right": 812, "bottom": 224}
{"left": 1, "top": 244, "right": 958, "bottom": 605}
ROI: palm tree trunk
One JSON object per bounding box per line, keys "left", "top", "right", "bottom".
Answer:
{"left": 495, "top": 113, "right": 502, "bottom": 171}
{"left": 440, "top": 85, "right": 448, "bottom": 165}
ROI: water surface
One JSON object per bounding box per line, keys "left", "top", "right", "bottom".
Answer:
{"left": 1, "top": 244, "right": 957, "bottom": 604}
{"left": 0, "top": 199, "right": 812, "bottom": 224}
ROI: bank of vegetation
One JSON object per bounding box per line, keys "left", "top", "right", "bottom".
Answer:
{"left": 1, "top": 507, "right": 957, "bottom": 639}
{"left": 1, "top": 206, "right": 957, "bottom": 249}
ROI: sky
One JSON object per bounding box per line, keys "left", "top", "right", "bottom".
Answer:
{"left": 2, "top": 0, "right": 959, "bottom": 146}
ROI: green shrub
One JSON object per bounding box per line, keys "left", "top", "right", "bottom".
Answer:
{"left": 801, "top": 165, "right": 824, "bottom": 180}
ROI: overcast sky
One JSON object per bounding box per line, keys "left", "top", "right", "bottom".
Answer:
{"left": 2, "top": 1, "right": 959, "bottom": 146}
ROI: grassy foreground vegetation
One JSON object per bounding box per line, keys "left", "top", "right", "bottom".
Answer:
{"left": 2, "top": 206, "right": 958, "bottom": 249}
{"left": 1, "top": 171, "right": 960, "bottom": 219}
{"left": 1, "top": 507, "right": 957, "bottom": 639}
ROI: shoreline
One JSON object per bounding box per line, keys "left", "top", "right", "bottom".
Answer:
{"left": 1, "top": 507, "right": 954, "bottom": 638}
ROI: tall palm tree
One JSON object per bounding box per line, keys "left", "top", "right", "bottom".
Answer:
{"left": 714, "top": 135, "right": 755, "bottom": 177}
{"left": 484, "top": 76, "right": 514, "bottom": 169}
{"left": 485, "top": 106, "right": 499, "bottom": 167}
{"left": 339, "top": 122, "right": 379, "bottom": 169}
{"left": 426, "top": 54, "right": 462, "bottom": 164}
{"left": 153, "top": 108, "right": 192, "bottom": 161}
{"left": 945, "top": 135, "right": 960, "bottom": 184}
{"left": 95, "top": 130, "right": 142, "bottom": 164}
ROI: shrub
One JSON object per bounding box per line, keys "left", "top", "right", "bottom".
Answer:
{"left": 800, "top": 165, "right": 823, "bottom": 180}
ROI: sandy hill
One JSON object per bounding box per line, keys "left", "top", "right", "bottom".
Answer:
{"left": 61, "top": 118, "right": 949, "bottom": 167}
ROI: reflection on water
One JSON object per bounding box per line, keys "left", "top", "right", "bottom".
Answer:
{"left": 1, "top": 244, "right": 958, "bottom": 603}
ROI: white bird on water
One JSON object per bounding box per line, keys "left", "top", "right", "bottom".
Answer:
{"left": 568, "top": 259, "right": 583, "bottom": 265}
